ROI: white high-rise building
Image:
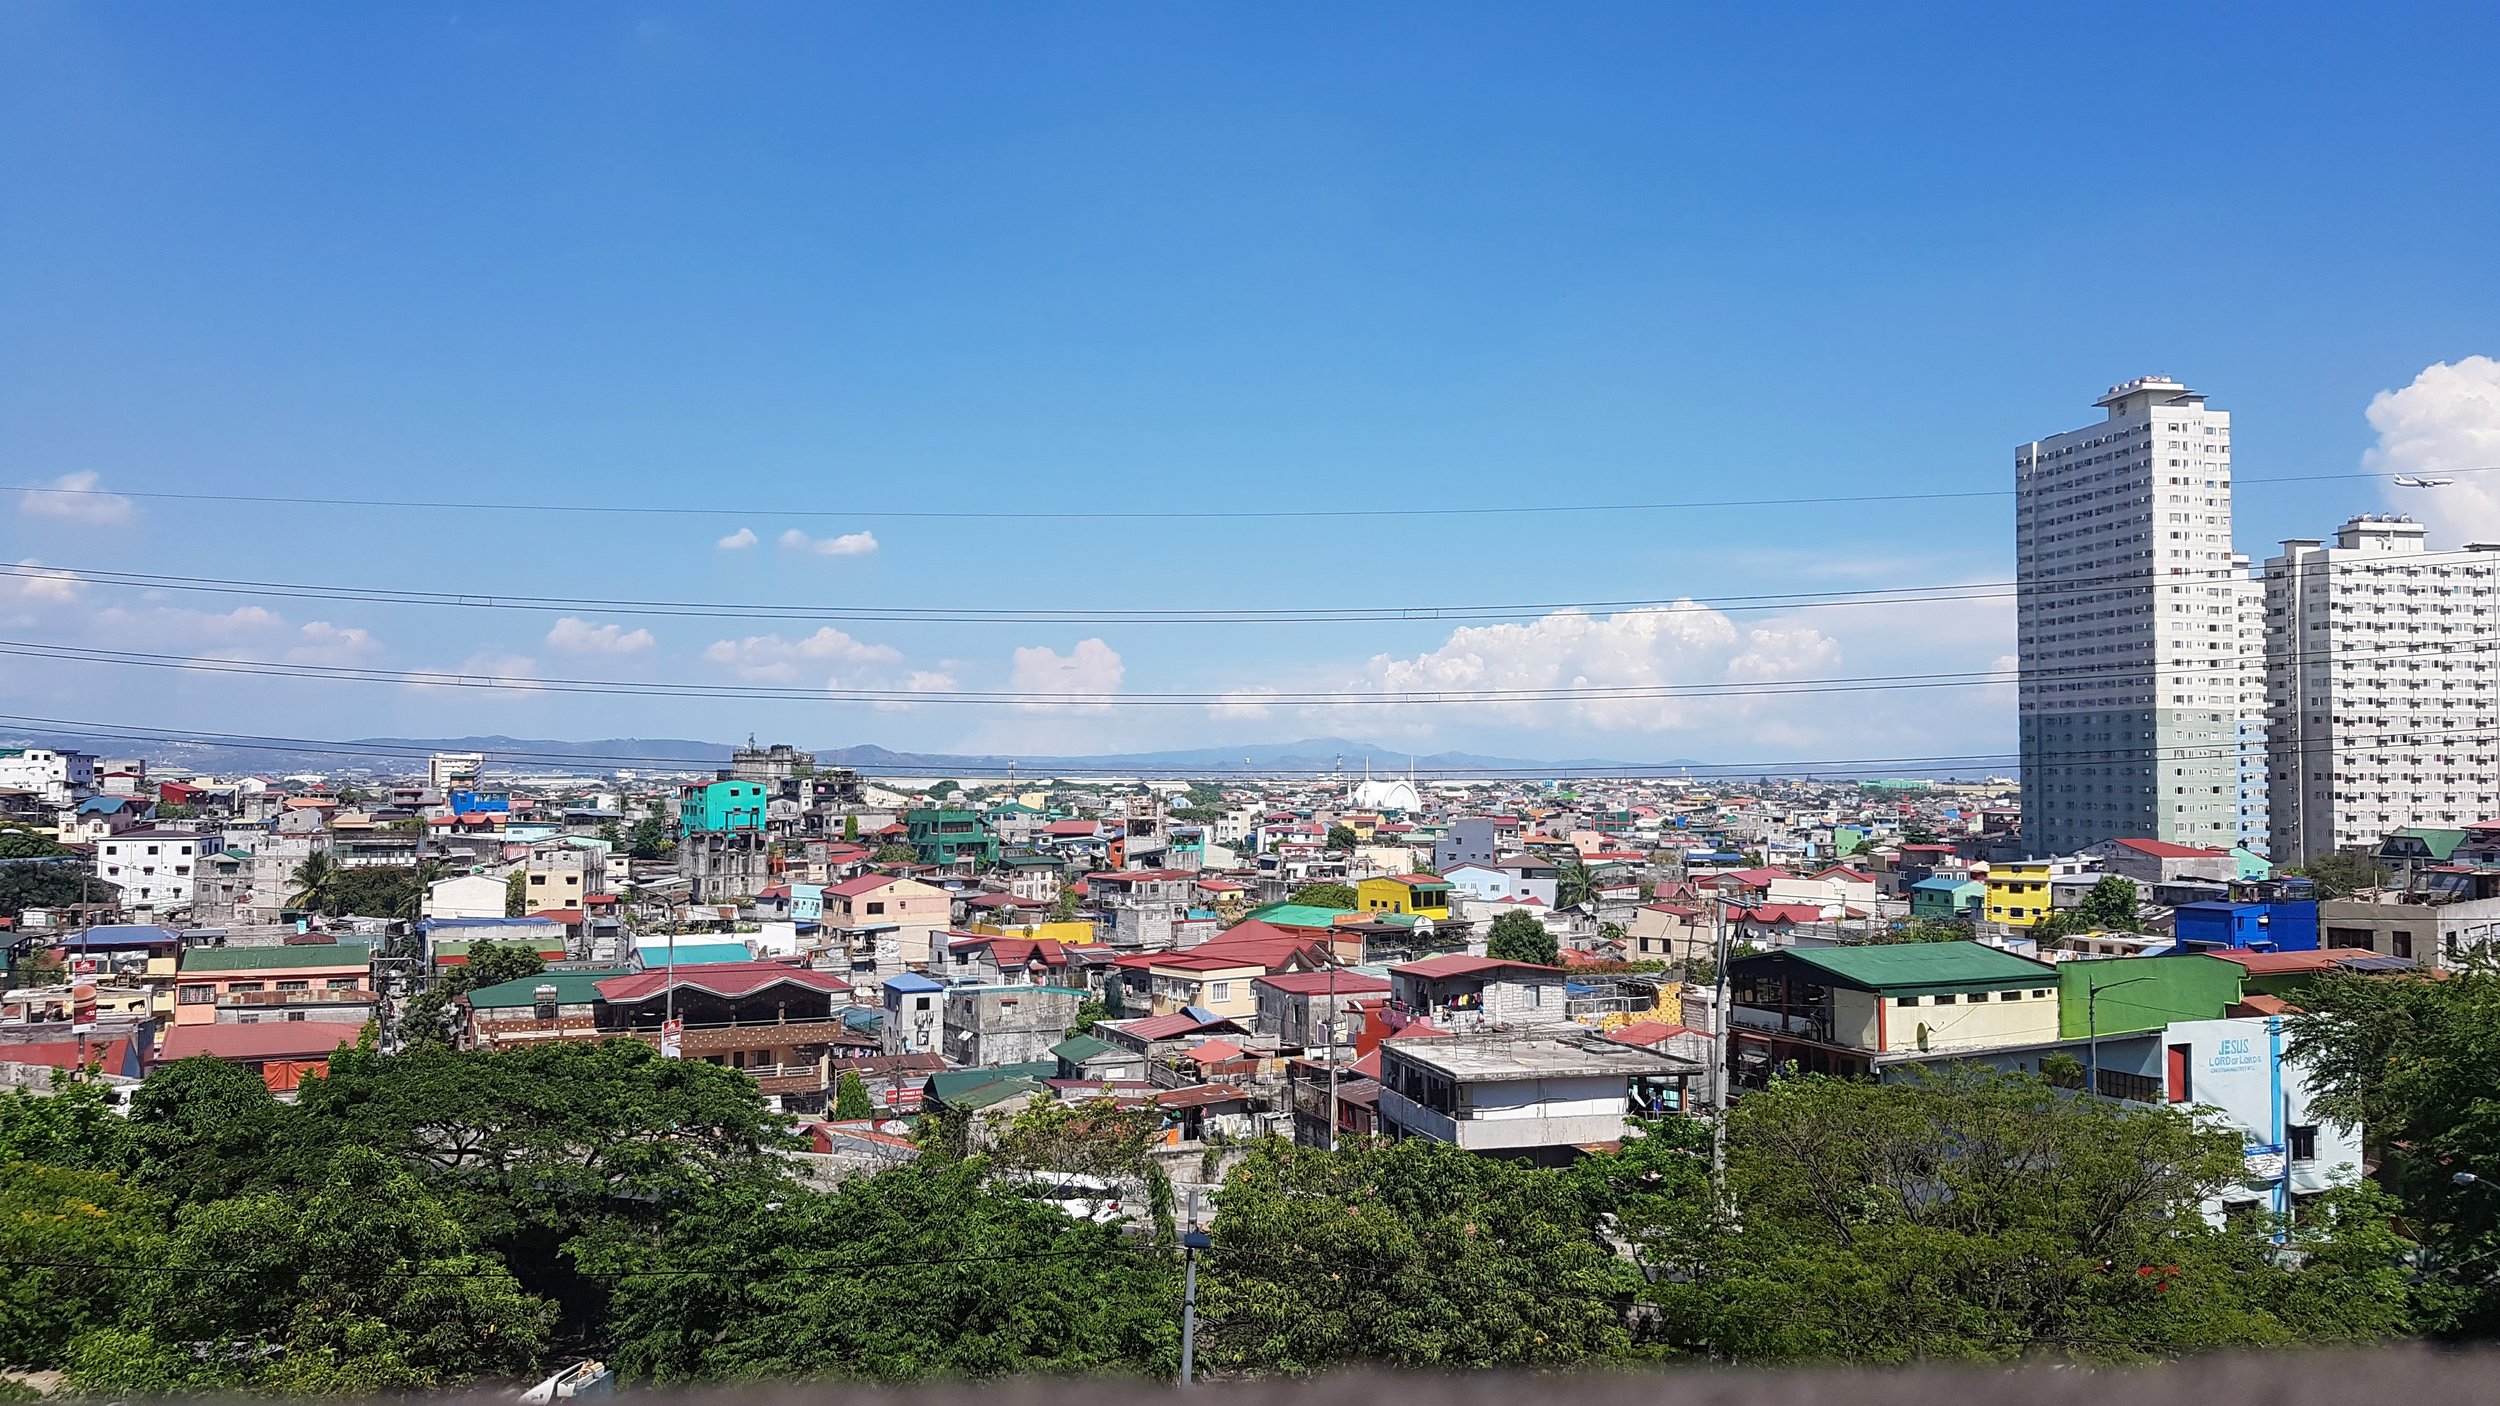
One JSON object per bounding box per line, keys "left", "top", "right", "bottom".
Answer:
{"left": 428, "top": 751, "right": 484, "bottom": 793}
{"left": 2015, "top": 376, "right": 2243, "bottom": 854}
{"left": 2264, "top": 515, "right": 2500, "bottom": 863}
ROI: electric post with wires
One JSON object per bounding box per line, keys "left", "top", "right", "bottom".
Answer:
{"left": 1179, "top": 1185, "right": 1210, "bottom": 1385}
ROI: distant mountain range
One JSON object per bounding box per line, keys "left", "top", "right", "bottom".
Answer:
{"left": 0, "top": 728, "right": 1739, "bottom": 779}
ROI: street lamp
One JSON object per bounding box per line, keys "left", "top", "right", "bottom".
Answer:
{"left": 2085, "top": 974, "right": 2156, "bottom": 1098}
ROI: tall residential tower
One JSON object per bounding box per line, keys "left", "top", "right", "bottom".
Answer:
{"left": 2016, "top": 376, "right": 2243, "bottom": 854}
{"left": 2264, "top": 515, "right": 2500, "bottom": 862}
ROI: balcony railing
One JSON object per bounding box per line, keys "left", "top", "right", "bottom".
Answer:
{"left": 219, "top": 987, "right": 377, "bottom": 1007}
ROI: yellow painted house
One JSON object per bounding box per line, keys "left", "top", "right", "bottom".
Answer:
{"left": 1356, "top": 873, "right": 1453, "bottom": 920}
{"left": 1984, "top": 860, "right": 2053, "bottom": 927}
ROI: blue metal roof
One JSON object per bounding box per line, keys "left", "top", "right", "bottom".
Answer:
{"left": 881, "top": 973, "right": 946, "bottom": 993}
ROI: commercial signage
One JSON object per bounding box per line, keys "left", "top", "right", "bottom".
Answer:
{"left": 2243, "top": 1144, "right": 2286, "bottom": 1181}
{"left": 659, "top": 1018, "right": 683, "bottom": 1059}
{"left": 70, "top": 979, "right": 97, "bottom": 1035}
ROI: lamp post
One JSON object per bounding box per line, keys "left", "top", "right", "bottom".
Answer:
{"left": 2085, "top": 974, "right": 2155, "bottom": 1097}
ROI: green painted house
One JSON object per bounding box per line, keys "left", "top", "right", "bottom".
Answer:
{"left": 2055, "top": 954, "right": 2244, "bottom": 1040}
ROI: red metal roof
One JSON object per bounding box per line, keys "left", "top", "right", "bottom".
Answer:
{"left": 158, "top": 1023, "right": 360, "bottom": 1063}
{"left": 824, "top": 874, "right": 903, "bottom": 898}
{"left": 1608, "top": 1021, "right": 1694, "bottom": 1047}
{"left": 1111, "top": 1011, "right": 1244, "bottom": 1041}
{"left": 2112, "top": 837, "right": 2230, "bottom": 859}
{"left": 597, "top": 961, "right": 851, "bottom": 1002}
{"left": 1252, "top": 969, "right": 1391, "bottom": 996}
{"left": 1391, "top": 953, "right": 1562, "bottom": 978}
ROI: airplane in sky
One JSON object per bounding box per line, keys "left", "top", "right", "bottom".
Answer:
{"left": 2393, "top": 475, "right": 2456, "bottom": 487}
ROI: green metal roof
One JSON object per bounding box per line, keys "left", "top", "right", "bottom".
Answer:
{"left": 2386, "top": 827, "right": 2470, "bottom": 861}
{"left": 1050, "top": 1033, "right": 1123, "bottom": 1064}
{"left": 1245, "top": 903, "right": 1354, "bottom": 927}
{"left": 181, "top": 942, "right": 375, "bottom": 972}
{"left": 465, "top": 968, "right": 634, "bottom": 1009}
{"left": 1737, "top": 941, "right": 2053, "bottom": 993}
{"left": 923, "top": 1060, "right": 1058, "bottom": 1106}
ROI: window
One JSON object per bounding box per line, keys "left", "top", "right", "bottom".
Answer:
{"left": 865, "top": 901, "right": 885, "bottom": 915}
{"left": 1895, "top": 996, "right": 1918, "bottom": 1008}
{"left": 178, "top": 986, "right": 212, "bottom": 1005}
{"left": 2001, "top": 989, "right": 2022, "bottom": 1001}
{"left": 2393, "top": 931, "right": 2415, "bottom": 959}
{"left": 2166, "top": 1043, "right": 2193, "bottom": 1103}
{"left": 1209, "top": 981, "right": 1232, "bottom": 1003}
{"left": 2289, "top": 1125, "right": 2318, "bottom": 1162}
{"left": 1933, "top": 993, "right": 1957, "bottom": 1005}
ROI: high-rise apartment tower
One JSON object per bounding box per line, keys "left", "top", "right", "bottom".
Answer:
{"left": 2016, "top": 376, "right": 2243, "bottom": 854}
{"left": 2264, "top": 515, "right": 2500, "bottom": 862}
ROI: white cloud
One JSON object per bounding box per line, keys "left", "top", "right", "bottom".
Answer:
{"left": 1209, "top": 687, "right": 1278, "bottom": 719}
{"left": 2367, "top": 355, "right": 2500, "bottom": 545}
{"left": 1329, "top": 604, "right": 1841, "bottom": 734}
{"left": 1009, "top": 638, "right": 1125, "bottom": 712}
{"left": 872, "top": 669, "right": 959, "bottom": 712}
{"left": 286, "top": 621, "right": 380, "bottom": 664}
{"left": 16, "top": 471, "right": 136, "bottom": 526}
{"left": 778, "top": 527, "right": 879, "bottom": 557}
{"left": 704, "top": 626, "right": 901, "bottom": 683}
{"left": 406, "top": 651, "right": 544, "bottom": 694}
{"left": 546, "top": 616, "right": 657, "bottom": 655}
{"left": 716, "top": 527, "right": 759, "bottom": 550}
{"left": 1, "top": 560, "right": 84, "bottom": 606}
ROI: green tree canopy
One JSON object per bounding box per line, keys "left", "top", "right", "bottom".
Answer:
{"left": 834, "top": 1070, "right": 875, "bottom": 1120}
{"left": 589, "top": 1161, "right": 1174, "bottom": 1384}
{"left": 1289, "top": 882, "right": 1358, "bottom": 910}
{"left": 1485, "top": 909, "right": 1559, "bottom": 966}
{"left": 1324, "top": 825, "right": 1359, "bottom": 851}
{"left": 2297, "top": 850, "right": 2383, "bottom": 900}
{"left": 873, "top": 843, "right": 921, "bottom": 865}
{"left": 1201, "top": 1137, "right": 1632, "bottom": 1372}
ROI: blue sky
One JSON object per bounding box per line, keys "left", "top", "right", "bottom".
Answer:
{"left": 5, "top": 2, "right": 2498, "bottom": 765}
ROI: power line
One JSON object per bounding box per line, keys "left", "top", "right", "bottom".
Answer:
{"left": 6, "top": 622, "right": 2494, "bottom": 708}
{"left": 4, "top": 464, "right": 2490, "bottom": 523}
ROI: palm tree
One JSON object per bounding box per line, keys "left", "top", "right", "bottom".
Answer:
{"left": 1558, "top": 858, "right": 1597, "bottom": 911}
{"left": 289, "top": 851, "right": 342, "bottom": 914}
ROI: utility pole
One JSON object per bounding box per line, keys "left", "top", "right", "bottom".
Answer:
{"left": 1179, "top": 1185, "right": 1209, "bottom": 1385}
{"left": 1709, "top": 894, "right": 1732, "bottom": 1207}
{"left": 2086, "top": 974, "right": 2153, "bottom": 1097}
{"left": 1325, "top": 960, "right": 1340, "bottom": 1150}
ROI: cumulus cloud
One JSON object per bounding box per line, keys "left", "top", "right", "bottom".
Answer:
{"left": 1, "top": 560, "right": 84, "bottom": 606}
{"left": 872, "top": 669, "right": 960, "bottom": 712}
{"left": 704, "top": 626, "right": 901, "bottom": 683}
{"left": 1209, "top": 687, "right": 1278, "bottom": 719}
{"left": 1332, "top": 604, "right": 1841, "bottom": 734}
{"left": 2367, "top": 355, "right": 2500, "bottom": 545}
{"left": 406, "top": 651, "right": 544, "bottom": 694}
{"left": 286, "top": 621, "right": 380, "bottom": 664}
{"left": 17, "top": 471, "right": 136, "bottom": 526}
{"left": 546, "top": 617, "right": 657, "bottom": 654}
{"left": 716, "top": 527, "right": 759, "bottom": 550}
{"left": 1009, "top": 638, "right": 1125, "bottom": 712}
{"left": 778, "top": 528, "right": 879, "bottom": 557}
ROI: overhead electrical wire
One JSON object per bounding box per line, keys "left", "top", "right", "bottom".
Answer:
{"left": 3, "top": 463, "right": 2492, "bottom": 523}
{"left": 0, "top": 552, "right": 2415, "bottom": 628}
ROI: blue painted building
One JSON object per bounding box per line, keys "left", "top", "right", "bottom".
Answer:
{"left": 2173, "top": 899, "right": 2319, "bottom": 953}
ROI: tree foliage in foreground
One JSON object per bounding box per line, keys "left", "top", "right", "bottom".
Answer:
{"left": 2290, "top": 956, "right": 2500, "bottom": 1335}
{"left": 1485, "top": 908, "right": 1559, "bottom": 965}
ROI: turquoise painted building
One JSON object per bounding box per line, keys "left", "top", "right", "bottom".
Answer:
{"left": 1908, "top": 876, "right": 1985, "bottom": 921}
{"left": 680, "top": 780, "right": 767, "bottom": 837}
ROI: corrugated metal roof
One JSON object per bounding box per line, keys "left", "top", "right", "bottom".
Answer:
{"left": 180, "top": 942, "right": 374, "bottom": 972}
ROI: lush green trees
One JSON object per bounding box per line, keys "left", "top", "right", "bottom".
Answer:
{"left": 2297, "top": 850, "right": 2384, "bottom": 900}
{"left": 1641, "top": 1068, "right": 2411, "bottom": 1362}
{"left": 0, "top": 1164, "right": 163, "bottom": 1368}
{"left": 873, "top": 843, "right": 921, "bottom": 865}
{"left": 0, "top": 861, "right": 93, "bottom": 920}
{"left": 1201, "top": 1137, "right": 1633, "bottom": 1371}
{"left": 505, "top": 869, "right": 529, "bottom": 916}
{"left": 0, "top": 824, "right": 69, "bottom": 859}
{"left": 1289, "top": 882, "right": 1358, "bottom": 909}
{"left": 589, "top": 1162, "right": 1175, "bottom": 1384}
{"left": 1324, "top": 825, "right": 1359, "bottom": 852}
{"left": 70, "top": 1148, "right": 552, "bottom": 1397}
{"left": 2289, "top": 959, "right": 2500, "bottom": 1335}
{"left": 399, "top": 940, "right": 548, "bottom": 1050}
{"left": 287, "top": 851, "right": 341, "bottom": 911}
{"left": 834, "top": 1070, "right": 875, "bottom": 1120}
{"left": 631, "top": 815, "right": 674, "bottom": 859}
{"left": 1485, "top": 908, "right": 1559, "bottom": 966}
{"left": 1880, "top": 917, "right": 1975, "bottom": 944}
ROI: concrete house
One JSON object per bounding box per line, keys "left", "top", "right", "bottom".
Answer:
{"left": 1724, "top": 942, "right": 2061, "bottom": 1084}
{"left": 942, "top": 984, "right": 1086, "bottom": 1067}
{"left": 1387, "top": 954, "right": 1570, "bottom": 1032}
{"left": 1374, "top": 1026, "right": 1702, "bottom": 1165}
